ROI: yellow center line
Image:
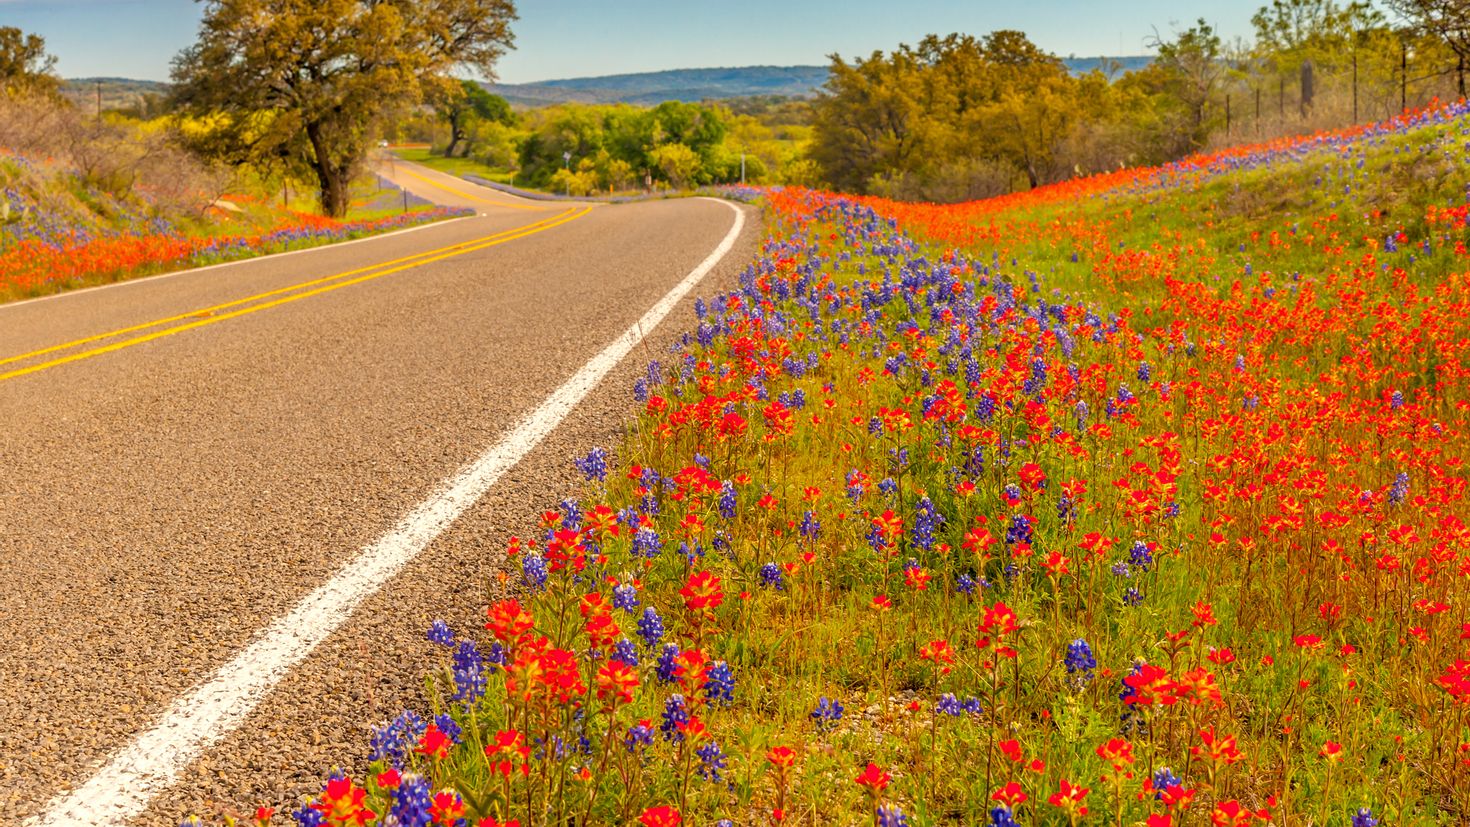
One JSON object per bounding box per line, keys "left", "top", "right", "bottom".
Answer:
{"left": 0, "top": 208, "right": 582, "bottom": 370}
{"left": 394, "top": 166, "right": 555, "bottom": 211}
{"left": 0, "top": 206, "right": 595, "bottom": 384}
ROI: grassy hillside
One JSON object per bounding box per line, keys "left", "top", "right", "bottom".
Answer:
{"left": 220, "top": 103, "right": 1470, "bottom": 826}
{"left": 0, "top": 113, "right": 467, "bottom": 302}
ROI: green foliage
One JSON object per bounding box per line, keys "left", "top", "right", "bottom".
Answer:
{"left": 810, "top": 32, "right": 1135, "bottom": 198}
{"left": 1388, "top": 0, "right": 1470, "bottom": 96}
{"left": 435, "top": 80, "right": 515, "bottom": 159}
{"left": 648, "top": 142, "right": 701, "bottom": 189}
{"left": 1251, "top": 0, "right": 1385, "bottom": 71}
{"left": 509, "top": 99, "right": 772, "bottom": 192}
{"left": 170, "top": 0, "right": 516, "bottom": 217}
{"left": 0, "top": 27, "right": 59, "bottom": 98}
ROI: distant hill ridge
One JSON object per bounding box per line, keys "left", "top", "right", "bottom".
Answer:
{"left": 63, "top": 58, "right": 1156, "bottom": 111}
{"left": 486, "top": 58, "right": 1154, "bottom": 107}
{"left": 60, "top": 77, "right": 169, "bottom": 111}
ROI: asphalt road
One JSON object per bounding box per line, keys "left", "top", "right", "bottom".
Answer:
{"left": 0, "top": 164, "right": 756, "bottom": 825}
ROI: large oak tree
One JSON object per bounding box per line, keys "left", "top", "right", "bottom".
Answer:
{"left": 171, "top": 0, "right": 515, "bottom": 216}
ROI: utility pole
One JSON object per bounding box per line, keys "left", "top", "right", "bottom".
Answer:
{"left": 95, "top": 80, "right": 102, "bottom": 118}
{"left": 740, "top": 153, "right": 746, "bottom": 185}
{"left": 1225, "top": 94, "right": 1231, "bottom": 138}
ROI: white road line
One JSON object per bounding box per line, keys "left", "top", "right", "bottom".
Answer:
{"left": 32, "top": 198, "right": 746, "bottom": 827}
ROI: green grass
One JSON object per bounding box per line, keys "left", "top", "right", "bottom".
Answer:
{"left": 392, "top": 148, "right": 517, "bottom": 185}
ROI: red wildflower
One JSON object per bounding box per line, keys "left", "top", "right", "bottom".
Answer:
{"left": 680, "top": 570, "right": 725, "bottom": 612}
{"left": 311, "top": 777, "right": 376, "bottom": 827}
{"left": 992, "top": 780, "right": 1028, "bottom": 807}
{"left": 639, "top": 806, "right": 682, "bottom": 827}
{"left": 485, "top": 729, "right": 531, "bottom": 778}
{"left": 485, "top": 598, "right": 535, "bottom": 643}
{"left": 416, "top": 723, "right": 452, "bottom": 761}
{"left": 595, "top": 659, "right": 640, "bottom": 706}
{"left": 1211, "top": 800, "right": 1267, "bottom": 826}
{"left": 1047, "top": 779, "right": 1090, "bottom": 814}
{"left": 855, "top": 762, "right": 891, "bottom": 792}
{"left": 767, "top": 745, "right": 797, "bottom": 770}
{"left": 1096, "top": 738, "right": 1135, "bottom": 772}
{"left": 429, "top": 790, "right": 465, "bottom": 826}
{"left": 920, "top": 639, "right": 956, "bottom": 673}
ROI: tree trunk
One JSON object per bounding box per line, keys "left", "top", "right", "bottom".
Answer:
{"left": 319, "top": 168, "right": 349, "bottom": 218}
{"left": 305, "top": 120, "right": 351, "bottom": 218}
{"left": 445, "top": 111, "right": 463, "bottom": 158}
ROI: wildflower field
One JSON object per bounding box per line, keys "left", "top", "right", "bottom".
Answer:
{"left": 246, "top": 101, "right": 1470, "bottom": 827}
{"left": 0, "top": 149, "right": 469, "bottom": 302}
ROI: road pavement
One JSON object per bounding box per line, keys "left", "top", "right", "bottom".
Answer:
{"left": 0, "top": 164, "right": 755, "bottom": 825}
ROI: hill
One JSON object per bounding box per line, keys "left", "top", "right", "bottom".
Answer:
{"left": 489, "top": 58, "right": 1154, "bottom": 106}
{"left": 485, "top": 65, "right": 830, "bottom": 106}
{"left": 56, "top": 60, "right": 1157, "bottom": 112}
{"left": 60, "top": 77, "right": 170, "bottom": 112}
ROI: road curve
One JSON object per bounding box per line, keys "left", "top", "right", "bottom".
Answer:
{"left": 0, "top": 164, "right": 757, "bottom": 824}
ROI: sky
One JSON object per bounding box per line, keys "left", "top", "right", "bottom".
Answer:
{"left": 1, "top": 0, "right": 1295, "bottom": 84}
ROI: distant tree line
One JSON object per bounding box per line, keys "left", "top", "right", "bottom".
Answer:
{"left": 402, "top": 93, "right": 817, "bottom": 194}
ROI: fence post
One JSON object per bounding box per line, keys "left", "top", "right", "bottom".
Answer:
{"left": 1300, "top": 59, "right": 1314, "bottom": 117}
{"left": 1402, "top": 39, "right": 1408, "bottom": 111}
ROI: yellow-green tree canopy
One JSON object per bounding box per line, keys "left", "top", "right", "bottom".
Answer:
{"left": 171, "top": 0, "right": 516, "bottom": 216}
{"left": 0, "top": 27, "right": 59, "bottom": 99}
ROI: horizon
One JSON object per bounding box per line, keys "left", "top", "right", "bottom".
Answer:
{"left": 59, "top": 57, "right": 1160, "bottom": 88}
{"left": 2, "top": 0, "right": 1299, "bottom": 85}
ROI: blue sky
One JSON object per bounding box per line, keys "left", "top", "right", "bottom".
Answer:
{"left": 2, "top": 0, "right": 1302, "bottom": 83}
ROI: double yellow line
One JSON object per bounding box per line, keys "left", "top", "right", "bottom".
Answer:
{"left": 0, "top": 206, "right": 593, "bottom": 384}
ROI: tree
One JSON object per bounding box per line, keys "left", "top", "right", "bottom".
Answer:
{"left": 1250, "top": 0, "right": 1384, "bottom": 113}
{"left": 970, "top": 30, "right": 1076, "bottom": 188}
{"left": 1147, "top": 19, "right": 1229, "bottom": 151}
{"left": 1388, "top": 0, "right": 1470, "bottom": 97}
{"left": 0, "top": 27, "right": 59, "bottom": 98}
{"left": 810, "top": 46, "right": 942, "bottom": 192}
{"left": 171, "top": 0, "right": 516, "bottom": 217}
{"left": 435, "top": 79, "right": 512, "bottom": 158}
{"left": 649, "top": 142, "right": 700, "bottom": 189}
{"left": 1251, "top": 0, "right": 1383, "bottom": 65}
